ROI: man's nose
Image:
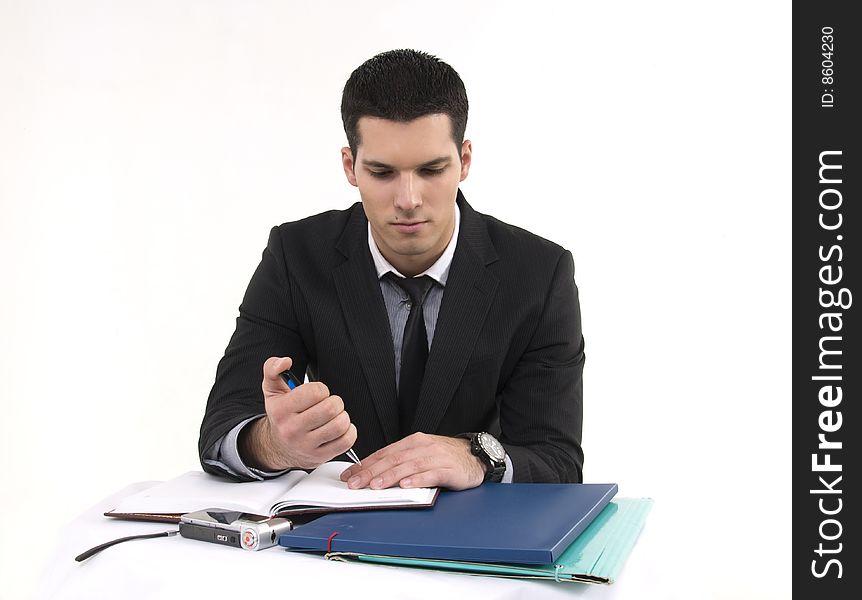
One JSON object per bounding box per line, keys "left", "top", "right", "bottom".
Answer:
{"left": 393, "top": 173, "right": 421, "bottom": 211}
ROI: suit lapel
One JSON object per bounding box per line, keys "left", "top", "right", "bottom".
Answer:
{"left": 412, "top": 193, "right": 499, "bottom": 434}
{"left": 333, "top": 206, "right": 400, "bottom": 444}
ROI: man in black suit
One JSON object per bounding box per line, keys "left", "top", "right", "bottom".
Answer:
{"left": 198, "top": 49, "right": 584, "bottom": 489}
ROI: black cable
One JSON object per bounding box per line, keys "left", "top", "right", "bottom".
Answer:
{"left": 75, "top": 530, "right": 179, "bottom": 562}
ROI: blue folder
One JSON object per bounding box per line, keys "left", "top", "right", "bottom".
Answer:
{"left": 327, "top": 498, "right": 654, "bottom": 585}
{"left": 278, "top": 482, "right": 617, "bottom": 565}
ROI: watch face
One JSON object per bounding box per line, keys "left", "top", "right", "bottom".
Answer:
{"left": 479, "top": 433, "right": 506, "bottom": 462}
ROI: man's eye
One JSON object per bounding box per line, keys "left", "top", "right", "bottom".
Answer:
{"left": 422, "top": 168, "right": 445, "bottom": 176}
{"left": 368, "top": 171, "right": 392, "bottom": 179}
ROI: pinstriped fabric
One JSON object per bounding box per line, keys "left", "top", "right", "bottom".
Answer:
{"left": 199, "top": 191, "right": 584, "bottom": 484}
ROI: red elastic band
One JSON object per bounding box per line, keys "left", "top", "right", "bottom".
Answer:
{"left": 327, "top": 531, "right": 338, "bottom": 553}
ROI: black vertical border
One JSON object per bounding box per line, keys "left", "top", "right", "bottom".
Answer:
{"left": 793, "top": 3, "right": 859, "bottom": 597}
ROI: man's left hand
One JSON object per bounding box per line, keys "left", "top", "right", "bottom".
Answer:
{"left": 339, "top": 433, "right": 486, "bottom": 491}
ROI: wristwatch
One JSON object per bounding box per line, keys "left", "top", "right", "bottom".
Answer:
{"left": 460, "top": 432, "right": 506, "bottom": 483}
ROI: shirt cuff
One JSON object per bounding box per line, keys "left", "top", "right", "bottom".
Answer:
{"left": 501, "top": 454, "right": 514, "bottom": 484}
{"left": 202, "top": 415, "right": 289, "bottom": 481}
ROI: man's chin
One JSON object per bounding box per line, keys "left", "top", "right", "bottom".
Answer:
{"left": 391, "top": 243, "right": 430, "bottom": 258}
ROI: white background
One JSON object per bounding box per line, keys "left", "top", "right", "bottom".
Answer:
{"left": 0, "top": 1, "right": 790, "bottom": 598}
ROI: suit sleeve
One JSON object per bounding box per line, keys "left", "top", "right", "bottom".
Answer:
{"left": 197, "top": 226, "right": 309, "bottom": 481}
{"left": 498, "top": 250, "right": 585, "bottom": 483}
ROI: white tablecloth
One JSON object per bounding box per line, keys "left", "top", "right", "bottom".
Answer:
{"left": 35, "top": 482, "right": 672, "bottom": 600}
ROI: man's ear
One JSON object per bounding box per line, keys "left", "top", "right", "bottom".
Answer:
{"left": 341, "top": 147, "right": 358, "bottom": 187}
{"left": 459, "top": 140, "right": 473, "bottom": 182}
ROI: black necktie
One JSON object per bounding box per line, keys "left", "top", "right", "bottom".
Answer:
{"left": 385, "top": 273, "right": 435, "bottom": 435}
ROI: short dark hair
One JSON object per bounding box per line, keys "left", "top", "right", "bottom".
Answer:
{"left": 341, "top": 49, "right": 469, "bottom": 159}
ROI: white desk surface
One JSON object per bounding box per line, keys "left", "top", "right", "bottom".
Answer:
{"left": 35, "top": 482, "right": 674, "bottom": 600}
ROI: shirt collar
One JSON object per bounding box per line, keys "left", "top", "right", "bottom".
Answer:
{"left": 368, "top": 203, "right": 460, "bottom": 286}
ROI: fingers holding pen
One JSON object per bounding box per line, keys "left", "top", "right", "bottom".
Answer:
{"left": 263, "top": 358, "right": 332, "bottom": 412}
{"left": 262, "top": 356, "right": 294, "bottom": 394}
{"left": 315, "top": 421, "right": 359, "bottom": 459}
{"left": 255, "top": 356, "right": 357, "bottom": 468}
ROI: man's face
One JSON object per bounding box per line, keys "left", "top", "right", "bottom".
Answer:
{"left": 341, "top": 114, "right": 472, "bottom": 277}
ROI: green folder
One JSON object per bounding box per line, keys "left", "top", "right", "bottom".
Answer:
{"left": 327, "top": 497, "right": 653, "bottom": 585}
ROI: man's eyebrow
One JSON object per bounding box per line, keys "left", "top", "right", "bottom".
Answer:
{"left": 361, "top": 157, "right": 452, "bottom": 169}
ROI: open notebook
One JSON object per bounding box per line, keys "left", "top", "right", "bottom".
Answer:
{"left": 105, "top": 461, "right": 438, "bottom": 523}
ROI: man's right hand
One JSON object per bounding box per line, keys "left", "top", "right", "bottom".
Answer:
{"left": 238, "top": 356, "right": 358, "bottom": 471}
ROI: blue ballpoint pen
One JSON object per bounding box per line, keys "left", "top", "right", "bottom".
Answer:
{"left": 279, "top": 368, "right": 362, "bottom": 465}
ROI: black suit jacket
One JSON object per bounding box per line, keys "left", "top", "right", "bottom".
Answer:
{"left": 199, "top": 192, "right": 585, "bottom": 483}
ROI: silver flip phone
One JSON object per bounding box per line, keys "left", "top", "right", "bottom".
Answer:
{"left": 179, "top": 509, "right": 292, "bottom": 551}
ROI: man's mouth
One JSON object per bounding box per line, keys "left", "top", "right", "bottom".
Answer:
{"left": 393, "top": 221, "right": 426, "bottom": 233}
